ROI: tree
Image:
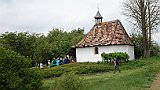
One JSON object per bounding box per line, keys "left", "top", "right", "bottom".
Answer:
{"left": 0, "top": 47, "right": 42, "bottom": 90}
{"left": 147, "top": 0, "right": 160, "bottom": 55}
{"left": 0, "top": 32, "right": 43, "bottom": 66}
{"left": 0, "top": 32, "right": 37, "bottom": 59}
{"left": 122, "top": 0, "right": 160, "bottom": 57}
{"left": 47, "top": 28, "right": 84, "bottom": 58}
{"left": 69, "top": 28, "right": 84, "bottom": 46}
{"left": 33, "top": 35, "right": 52, "bottom": 65}
{"left": 0, "top": 28, "right": 84, "bottom": 65}
{"left": 47, "top": 28, "right": 70, "bottom": 58}
{"left": 130, "top": 33, "right": 160, "bottom": 58}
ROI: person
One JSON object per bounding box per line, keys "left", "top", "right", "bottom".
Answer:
{"left": 64, "top": 57, "right": 69, "bottom": 64}
{"left": 51, "top": 57, "right": 56, "bottom": 67}
{"left": 59, "top": 58, "right": 63, "bottom": 65}
{"left": 113, "top": 58, "right": 120, "bottom": 74}
{"left": 66, "top": 57, "right": 70, "bottom": 64}
{"left": 48, "top": 59, "right": 51, "bottom": 68}
{"left": 74, "top": 58, "right": 77, "bottom": 63}
{"left": 69, "top": 56, "right": 72, "bottom": 63}
{"left": 56, "top": 57, "right": 60, "bottom": 66}
{"left": 40, "top": 63, "right": 43, "bottom": 69}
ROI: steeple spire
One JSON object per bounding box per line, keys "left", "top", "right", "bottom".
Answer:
{"left": 94, "top": 10, "right": 103, "bottom": 24}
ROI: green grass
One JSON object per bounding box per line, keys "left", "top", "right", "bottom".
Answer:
{"left": 83, "top": 65, "right": 159, "bottom": 90}
{"left": 42, "top": 56, "right": 160, "bottom": 90}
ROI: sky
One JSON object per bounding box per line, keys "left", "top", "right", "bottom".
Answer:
{"left": 0, "top": 0, "right": 160, "bottom": 43}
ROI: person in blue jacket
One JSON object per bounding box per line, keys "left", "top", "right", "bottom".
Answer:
{"left": 56, "top": 57, "right": 60, "bottom": 66}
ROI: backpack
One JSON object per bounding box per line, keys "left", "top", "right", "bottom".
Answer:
{"left": 116, "top": 60, "right": 119, "bottom": 65}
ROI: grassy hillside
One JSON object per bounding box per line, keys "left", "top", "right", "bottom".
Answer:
{"left": 42, "top": 56, "right": 160, "bottom": 90}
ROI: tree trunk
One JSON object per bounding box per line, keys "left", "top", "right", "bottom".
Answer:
{"left": 141, "top": 0, "right": 149, "bottom": 58}
{"left": 148, "top": 0, "right": 151, "bottom": 57}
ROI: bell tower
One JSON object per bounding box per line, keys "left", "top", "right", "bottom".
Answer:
{"left": 94, "top": 10, "right": 103, "bottom": 24}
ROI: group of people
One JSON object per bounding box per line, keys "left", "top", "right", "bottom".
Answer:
{"left": 48, "top": 57, "right": 76, "bottom": 67}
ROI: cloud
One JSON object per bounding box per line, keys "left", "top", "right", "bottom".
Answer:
{"left": 0, "top": 0, "right": 159, "bottom": 43}
{"left": 0, "top": 0, "right": 124, "bottom": 33}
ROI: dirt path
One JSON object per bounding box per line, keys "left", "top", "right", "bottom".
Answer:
{"left": 150, "top": 73, "right": 160, "bottom": 90}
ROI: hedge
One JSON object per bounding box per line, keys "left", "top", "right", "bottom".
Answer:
{"left": 35, "top": 62, "right": 113, "bottom": 78}
{"left": 101, "top": 52, "right": 129, "bottom": 62}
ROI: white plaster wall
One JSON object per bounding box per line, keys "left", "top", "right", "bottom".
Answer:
{"left": 76, "top": 45, "right": 134, "bottom": 62}
{"left": 111, "top": 45, "right": 134, "bottom": 60}
{"left": 76, "top": 47, "right": 95, "bottom": 62}
{"left": 127, "top": 45, "right": 135, "bottom": 60}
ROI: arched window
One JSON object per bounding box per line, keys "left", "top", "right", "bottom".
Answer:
{"left": 95, "top": 47, "right": 99, "bottom": 54}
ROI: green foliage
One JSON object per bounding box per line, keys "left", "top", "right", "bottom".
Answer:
{"left": 35, "top": 62, "right": 113, "bottom": 78}
{"left": 50, "top": 73, "right": 83, "bottom": 90}
{"left": 40, "top": 67, "right": 67, "bottom": 78}
{"left": 47, "top": 28, "right": 84, "bottom": 58}
{"left": 0, "top": 47, "right": 42, "bottom": 90}
{"left": 101, "top": 52, "right": 129, "bottom": 62}
{"left": 130, "top": 33, "right": 160, "bottom": 58}
{"left": 69, "top": 28, "right": 84, "bottom": 46}
{"left": 33, "top": 35, "right": 52, "bottom": 65}
{"left": 0, "top": 32, "right": 37, "bottom": 59}
{"left": 0, "top": 28, "right": 84, "bottom": 66}
{"left": 0, "top": 32, "right": 41, "bottom": 66}
{"left": 75, "top": 63, "right": 112, "bottom": 74}
{"left": 47, "top": 29, "right": 69, "bottom": 57}
{"left": 150, "top": 42, "right": 160, "bottom": 56}
{"left": 130, "top": 33, "right": 143, "bottom": 58}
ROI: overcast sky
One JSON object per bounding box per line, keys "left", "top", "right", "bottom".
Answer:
{"left": 0, "top": 0, "right": 160, "bottom": 43}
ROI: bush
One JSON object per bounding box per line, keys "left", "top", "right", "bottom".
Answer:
{"left": 36, "top": 62, "right": 113, "bottom": 78}
{"left": 0, "top": 47, "right": 42, "bottom": 90}
{"left": 41, "top": 67, "right": 67, "bottom": 78}
{"left": 50, "top": 72, "right": 83, "bottom": 90}
{"left": 101, "top": 52, "right": 129, "bottom": 62}
{"left": 75, "top": 63, "right": 112, "bottom": 74}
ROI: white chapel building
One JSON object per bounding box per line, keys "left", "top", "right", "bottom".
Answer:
{"left": 73, "top": 11, "right": 135, "bottom": 62}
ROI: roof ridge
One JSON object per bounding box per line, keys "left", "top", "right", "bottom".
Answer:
{"left": 103, "top": 19, "right": 119, "bottom": 23}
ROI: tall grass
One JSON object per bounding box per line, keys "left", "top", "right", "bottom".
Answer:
{"left": 42, "top": 56, "right": 160, "bottom": 90}
{"left": 83, "top": 56, "right": 160, "bottom": 90}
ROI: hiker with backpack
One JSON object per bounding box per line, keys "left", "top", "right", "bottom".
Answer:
{"left": 113, "top": 58, "right": 121, "bottom": 74}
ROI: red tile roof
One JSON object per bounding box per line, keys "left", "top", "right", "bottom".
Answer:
{"left": 75, "top": 19, "right": 134, "bottom": 48}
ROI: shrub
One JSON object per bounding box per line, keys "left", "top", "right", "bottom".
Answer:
{"left": 50, "top": 72, "right": 83, "bottom": 90}
{"left": 75, "top": 64, "right": 113, "bottom": 74}
{"left": 101, "top": 52, "right": 129, "bottom": 63}
{"left": 36, "top": 63, "right": 113, "bottom": 78}
{"left": 0, "top": 47, "right": 42, "bottom": 90}
{"left": 41, "top": 67, "right": 67, "bottom": 78}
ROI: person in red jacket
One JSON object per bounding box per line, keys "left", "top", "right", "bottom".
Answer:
{"left": 69, "top": 56, "right": 72, "bottom": 63}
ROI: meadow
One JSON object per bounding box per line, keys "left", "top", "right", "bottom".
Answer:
{"left": 41, "top": 56, "right": 160, "bottom": 90}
